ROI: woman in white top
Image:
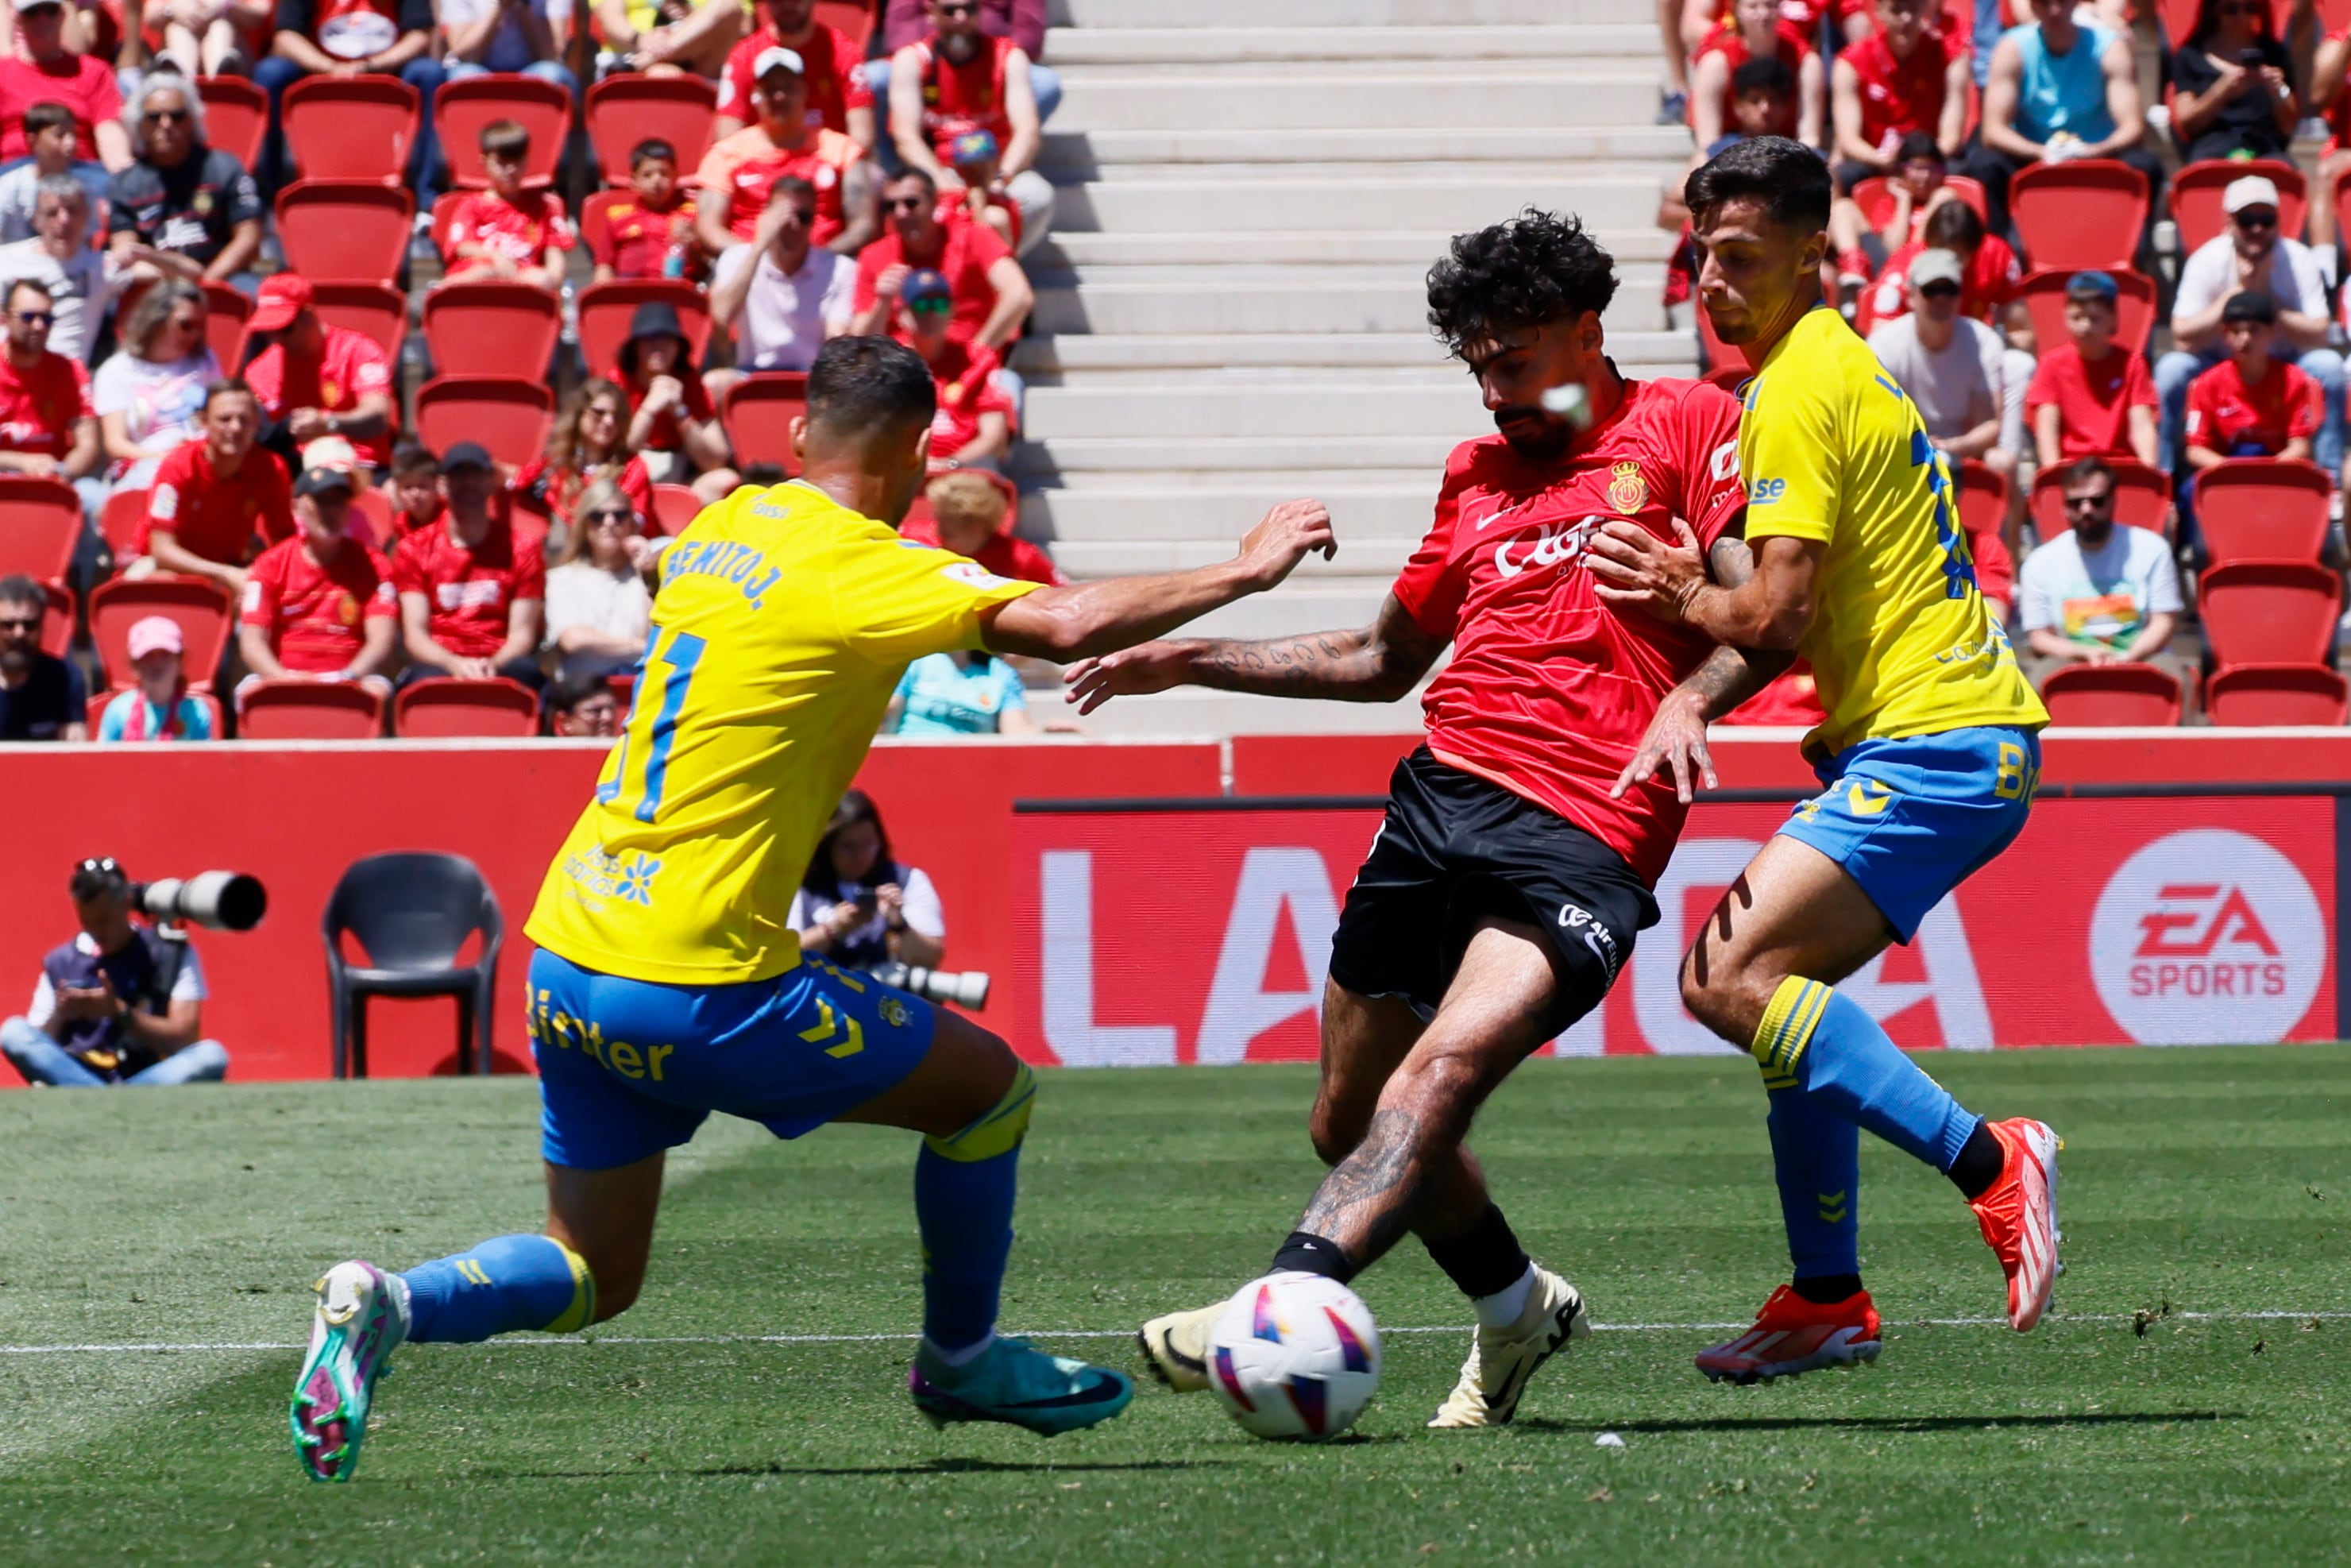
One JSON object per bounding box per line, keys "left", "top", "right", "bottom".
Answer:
{"left": 93, "top": 280, "right": 222, "bottom": 489}
{"left": 541, "top": 477, "right": 657, "bottom": 680}
{"left": 788, "top": 790, "right": 947, "bottom": 973}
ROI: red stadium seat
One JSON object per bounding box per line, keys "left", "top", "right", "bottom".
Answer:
{"left": 2200, "top": 559, "right": 2341, "bottom": 669}
{"left": 394, "top": 676, "right": 541, "bottom": 737}
{"left": 88, "top": 575, "right": 234, "bottom": 690}
{"left": 0, "top": 475, "right": 83, "bottom": 584}
{"left": 2009, "top": 160, "right": 2148, "bottom": 270}
{"left": 2039, "top": 662, "right": 2182, "bottom": 727}
{"left": 310, "top": 282, "right": 409, "bottom": 359}
{"left": 100, "top": 487, "right": 146, "bottom": 554}
{"left": 2195, "top": 460, "right": 2333, "bottom": 565}
{"left": 421, "top": 280, "right": 563, "bottom": 380}
{"left": 196, "top": 76, "right": 268, "bottom": 172}
{"left": 649, "top": 482, "right": 701, "bottom": 536}
{"left": 87, "top": 687, "right": 222, "bottom": 735}
{"left": 349, "top": 487, "right": 395, "bottom": 550}
{"left": 2204, "top": 662, "right": 2349, "bottom": 725}
{"left": 1694, "top": 301, "right": 1747, "bottom": 378}
{"left": 720, "top": 373, "right": 810, "bottom": 471}
{"left": 238, "top": 678, "right": 387, "bottom": 739}
{"left": 437, "top": 75, "right": 570, "bottom": 191}
{"left": 585, "top": 75, "right": 719, "bottom": 187}
{"left": 2015, "top": 267, "right": 2156, "bottom": 358}
{"left": 813, "top": 0, "right": 874, "bottom": 49}
{"left": 276, "top": 180, "right": 415, "bottom": 285}
{"left": 579, "top": 187, "right": 623, "bottom": 262}
{"left": 2029, "top": 458, "right": 2169, "bottom": 538}
{"left": 201, "top": 280, "right": 253, "bottom": 373}
{"left": 2171, "top": 159, "right": 2306, "bottom": 254}
{"left": 282, "top": 76, "right": 420, "bottom": 184}
{"left": 575, "top": 280, "right": 711, "bottom": 380}
{"left": 1954, "top": 460, "right": 2007, "bottom": 542}
{"left": 1848, "top": 173, "right": 1989, "bottom": 231}
{"left": 39, "top": 579, "right": 71, "bottom": 658}
{"left": 414, "top": 377, "right": 555, "bottom": 468}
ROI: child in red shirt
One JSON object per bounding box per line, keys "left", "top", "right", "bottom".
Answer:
{"left": 2183, "top": 291, "right": 2322, "bottom": 467}
{"left": 2025, "top": 270, "right": 2158, "bottom": 466}
{"left": 589, "top": 137, "right": 703, "bottom": 284}
{"left": 441, "top": 119, "right": 573, "bottom": 292}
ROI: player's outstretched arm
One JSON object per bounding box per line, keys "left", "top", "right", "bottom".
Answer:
{"left": 979, "top": 500, "right": 1335, "bottom": 662}
{"left": 1590, "top": 523, "right": 1824, "bottom": 652}
{"left": 1063, "top": 593, "right": 1447, "bottom": 716}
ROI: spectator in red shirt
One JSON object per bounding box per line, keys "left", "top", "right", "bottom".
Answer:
{"left": 133, "top": 380, "right": 296, "bottom": 597}
{"left": 440, "top": 120, "right": 572, "bottom": 292}
{"left": 1830, "top": 0, "right": 1967, "bottom": 191}
{"left": 0, "top": 0, "right": 129, "bottom": 172}
{"left": 901, "top": 268, "right": 1014, "bottom": 465}
{"left": 253, "top": 0, "right": 443, "bottom": 203}
{"left": 886, "top": 0, "right": 1054, "bottom": 255}
{"left": 588, "top": 138, "right": 702, "bottom": 284}
{"left": 235, "top": 462, "right": 398, "bottom": 702}
{"left": 695, "top": 46, "right": 875, "bottom": 255}
{"left": 241, "top": 272, "right": 397, "bottom": 473}
{"left": 383, "top": 442, "right": 442, "bottom": 545}
{"left": 902, "top": 466, "right": 1061, "bottom": 585}
{"left": 851, "top": 168, "right": 1032, "bottom": 355}
{"left": 1857, "top": 195, "right": 2021, "bottom": 335}
{"left": 0, "top": 278, "right": 100, "bottom": 524}
{"left": 2025, "top": 269, "right": 2159, "bottom": 469}
{"left": 2183, "top": 290, "right": 2322, "bottom": 470}
{"left": 715, "top": 0, "right": 875, "bottom": 150}
{"left": 392, "top": 440, "right": 546, "bottom": 689}
{"left": 1690, "top": 0, "right": 1821, "bottom": 152}
{"left": 514, "top": 378, "right": 654, "bottom": 532}
{"left": 614, "top": 300, "right": 738, "bottom": 505}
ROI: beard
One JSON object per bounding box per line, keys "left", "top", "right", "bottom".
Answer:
{"left": 940, "top": 29, "right": 979, "bottom": 61}
{"left": 1495, "top": 405, "right": 1573, "bottom": 462}
{"left": 0, "top": 645, "right": 27, "bottom": 680}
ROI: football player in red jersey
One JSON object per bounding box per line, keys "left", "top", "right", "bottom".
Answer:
{"left": 1079, "top": 210, "right": 1767, "bottom": 1429}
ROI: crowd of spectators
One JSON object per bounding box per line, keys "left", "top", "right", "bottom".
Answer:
{"left": 1660, "top": 0, "right": 2351, "bottom": 714}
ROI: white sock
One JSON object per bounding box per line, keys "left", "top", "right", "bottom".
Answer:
{"left": 921, "top": 1330, "right": 994, "bottom": 1368}
{"left": 1471, "top": 1264, "right": 1538, "bottom": 1330}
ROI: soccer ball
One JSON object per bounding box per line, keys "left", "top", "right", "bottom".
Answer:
{"left": 1204, "top": 1273, "right": 1382, "bottom": 1440}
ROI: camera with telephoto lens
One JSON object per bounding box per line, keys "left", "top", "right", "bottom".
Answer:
{"left": 133, "top": 872, "right": 268, "bottom": 932}
{"left": 871, "top": 961, "right": 990, "bottom": 1010}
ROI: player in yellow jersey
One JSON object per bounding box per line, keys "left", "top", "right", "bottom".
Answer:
{"left": 1587, "top": 137, "right": 2063, "bottom": 1385}
{"left": 288, "top": 338, "right": 1339, "bottom": 1481}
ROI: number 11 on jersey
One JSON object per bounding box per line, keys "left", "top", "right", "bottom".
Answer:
{"left": 596, "top": 626, "right": 707, "bottom": 823}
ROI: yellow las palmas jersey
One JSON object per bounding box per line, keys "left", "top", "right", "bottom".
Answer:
{"left": 525, "top": 480, "right": 1041, "bottom": 986}
{"left": 1739, "top": 307, "right": 2047, "bottom": 759}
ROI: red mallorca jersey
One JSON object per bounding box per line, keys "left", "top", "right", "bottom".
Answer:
{"left": 442, "top": 188, "right": 575, "bottom": 278}
{"left": 1391, "top": 378, "right": 1748, "bottom": 886}
{"left": 0, "top": 350, "right": 91, "bottom": 458}
{"left": 2184, "top": 357, "right": 2322, "bottom": 458}
{"left": 589, "top": 190, "right": 700, "bottom": 281}
{"left": 391, "top": 515, "right": 546, "bottom": 658}
{"left": 913, "top": 32, "right": 1017, "bottom": 162}
{"left": 244, "top": 325, "right": 398, "bottom": 468}
{"left": 718, "top": 19, "right": 872, "bottom": 133}
{"left": 696, "top": 126, "right": 860, "bottom": 245}
{"left": 239, "top": 533, "right": 397, "bottom": 673}
{"left": 1842, "top": 25, "right": 1953, "bottom": 156}
{"left": 900, "top": 512, "right": 1064, "bottom": 585}
{"left": 135, "top": 441, "right": 295, "bottom": 564}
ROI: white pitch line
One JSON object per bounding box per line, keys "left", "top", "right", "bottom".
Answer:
{"left": 3, "top": 1309, "right": 2345, "bottom": 1358}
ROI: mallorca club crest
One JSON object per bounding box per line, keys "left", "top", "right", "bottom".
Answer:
{"left": 1608, "top": 461, "right": 1648, "bottom": 515}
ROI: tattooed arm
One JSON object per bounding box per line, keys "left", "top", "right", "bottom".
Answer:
{"left": 1610, "top": 535, "right": 1796, "bottom": 805}
{"left": 1063, "top": 592, "right": 1447, "bottom": 713}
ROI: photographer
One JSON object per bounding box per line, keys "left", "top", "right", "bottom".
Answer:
{"left": 788, "top": 790, "right": 944, "bottom": 971}
{"left": 0, "top": 858, "right": 228, "bottom": 1087}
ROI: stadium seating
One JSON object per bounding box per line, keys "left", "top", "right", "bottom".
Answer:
{"left": 276, "top": 181, "right": 415, "bottom": 285}
{"left": 2204, "top": 663, "right": 2349, "bottom": 726}
{"left": 322, "top": 850, "right": 504, "bottom": 1078}
{"left": 201, "top": 280, "right": 253, "bottom": 373}
{"left": 437, "top": 75, "right": 570, "bottom": 190}
{"left": 310, "top": 282, "right": 409, "bottom": 358}
{"left": 88, "top": 576, "right": 234, "bottom": 690}
{"left": 0, "top": 475, "right": 84, "bottom": 583}
{"left": 2030, "top": 460, "right": 2170, "bottom": 538}
{"left": 813, "top": 0, "right": 874, "bottom": 48}
{"left": 585, "top": 75, "right": 719, "bottom": 187}
{"left": 2016, "top": 267, "right": 2156, "bottom": 357}
{"left": 394, "top": 676, "right": 542, "bottom": 737}
{"left": 1954, "top": 460, "right": 2006, "bottom": 542}
{"left": 281, "top": 76, "right": 420, "bottom": 184}
{"left": 87, "top": 688, "right": 222, "bottom": 735}
{"left": 39, "top": 580, "right": 71, "bottom": 658}
{"left": 2195, "top": 460, "right": 2333, "bottom": 565}
{"left": 2039, "top": 661, "right": 2183, "bottom": 727}
{"left": 2171, "top": 159, "right": 2305, "bottom": 255}
{"left": 99, "top": 488, "right": 146, "bottom": 554}
{"left": 1848, "top": 173, "right": 1989, "bottom": 230}
{"left": 2008, "top": 160, "right": 2148, "bottom": 270}
{"left": 414, "top": 377, "right": 555, "bottom": 468}
{"left": 575, "top": 280, "right": 712, "bottom": 380}
{"left": 420, "top": 281, "right": 563, "bottom": 380}
{"left": 2199, "top": 560, "right": 2341, "bottom": 669}
{"left": 195, "top": 76, "right": 268, "bottom": 172}
{"left": 720, "top": 373, "right": 811, "bottom": 472}
{"left": 238, "top": 679, "right": 388, "bottom": 739}
{"left": 649, "top": 483, "right": 701, "bottom": 536}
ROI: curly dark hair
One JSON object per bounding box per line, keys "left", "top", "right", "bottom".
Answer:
{"left": 1426, "top": 210, "right": 1619, "bottom": 358}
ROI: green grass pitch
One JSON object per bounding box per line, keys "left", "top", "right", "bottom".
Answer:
{"left": 3, "top": 1044, "right": 2350, "bottom": 1565}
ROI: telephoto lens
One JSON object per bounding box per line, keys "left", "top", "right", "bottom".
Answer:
{"left": 133, "top": 872, "right": 268, "bottom": 931}
{"left": 871, "top": 961, "right": 991, "bottom": 1010}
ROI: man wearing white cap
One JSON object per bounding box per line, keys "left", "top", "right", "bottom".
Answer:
{"left": 2156, "top": 172, "right": 2343, "bottom": 477}
{"left": 695, "top": 45, "right": 875, "bottom": 257}
{"left": 1867, "top": 247, "right": 2017, "bottom": 486}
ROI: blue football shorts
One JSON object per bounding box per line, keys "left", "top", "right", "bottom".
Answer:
{"left": 526, "top": 947, "right": 939, "bottom": 1170}
{"left": 1775, "top": 725, "right": 2041, "bottom": 943}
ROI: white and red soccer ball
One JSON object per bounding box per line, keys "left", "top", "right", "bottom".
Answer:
{"left": 1204, "top": 1273, "right": 1382, "bottom": 1440}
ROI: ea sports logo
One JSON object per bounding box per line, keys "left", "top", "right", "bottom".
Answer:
{"left": 2090, "top": 829, "right": 2323, "bottom": 1045}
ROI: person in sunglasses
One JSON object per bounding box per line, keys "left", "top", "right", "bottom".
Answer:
{"left": 541, "top": 477, "right": 656, "bottom": 682}
{"left": 2017, "top": 455, "right": 2181, "bottom": 679}
{"left": 0, "top": 570, "right": 82, "bottom": 740}
{"left": 0, "top": 278, "right": 100, "bottom": 523}
{"left": 106, "top": 73, "right": 264, "bottom": 292}
{"left": 705, "top": 176, "right": 853, "bottom": 404}
{"left": 897, "top": 267, "right": 1013, "bottom": 467}
{"left": 882, "top": 0, "right": 1053, "bottom": 255}
{"left": 849, "top": 166, "right": 1032, "bottom": 359}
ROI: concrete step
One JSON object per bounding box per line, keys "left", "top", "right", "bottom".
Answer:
{"left": 1025, "top": 480, "right": 1438, "bottom": 542}
{"left": 1012, "top": 338, "right": 1690, "bottom": 384}
{"left": 1038, "top": 125, "right": 1691, "bottom": 173}
{"left": 1052, "top": 0, "right": 1652, "bottom": 29}
{"left": 1017, "top": 433, "right": 1473, "bottom": 475}
{"left": 1056, "top": 176, "right": 1664, "bottom": 235}
{"left": 1052, "top": 535, "right": 1422, "bottom": 578}
{"left": 1044, "top": 157, "right": 1685, "bottom": 187}
{"left": 1033, "top": 227, "right": 1682, "bottom": 269}
{"left": 1025, "top": 274, "right": 1678, "bottom": 337}
{"left": 1027, "top": 380, "right": 1496, "bottom": 440}
{"left": 1054, "top": 71, "right": 1658, "bottom": 133}
{"left": 1174, "top": 584, "right": 1394, "bottom": 643}
{"left": 1045, "top": 25, "right": 1654, "bottom": 65}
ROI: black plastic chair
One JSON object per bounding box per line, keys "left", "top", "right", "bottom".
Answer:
{"left": 322, "top": 852, "right": 503, "bottom": 1079}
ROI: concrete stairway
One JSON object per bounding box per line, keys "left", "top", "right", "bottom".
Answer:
{"left": 1013, "top": 0, "right": 1693, "bottom": 735}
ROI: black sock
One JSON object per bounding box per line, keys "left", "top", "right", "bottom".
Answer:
{"left": 1792, "top": 1273, "right": 1863, "bottom": 1305}
{"left": 1421, "top": 1203, "right": 1532, "bottom": 1301}
{"left": 1270, "top": 1230, "right": 1357, "bottom": 1284}
{"left": 1947, "top": 1120, "right": 2005, "bottom": 1201}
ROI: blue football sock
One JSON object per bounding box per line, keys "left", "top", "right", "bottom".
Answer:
{"left": 399, "top": 1234, "right": 596, "bottom": 1344}
{"left": 914, "top": 1064, "right": 1036, "bottom": 1353}
{"left": 1766, "top": 1086, "right": 1861, "bottom": 1282}
{"left": 1754, "top": 978, "right": 1980, "bottom": 1172}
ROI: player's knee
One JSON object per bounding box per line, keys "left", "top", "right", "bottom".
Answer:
{"left": 1307, "top": 1093, "right": 1364, "bottom": 1168}
{"left": 1681, "top": 955, "right": 1769, "bottom": 1043}
{"left": 925, "top": 1059, "right": 1036, "bottom": 1163}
